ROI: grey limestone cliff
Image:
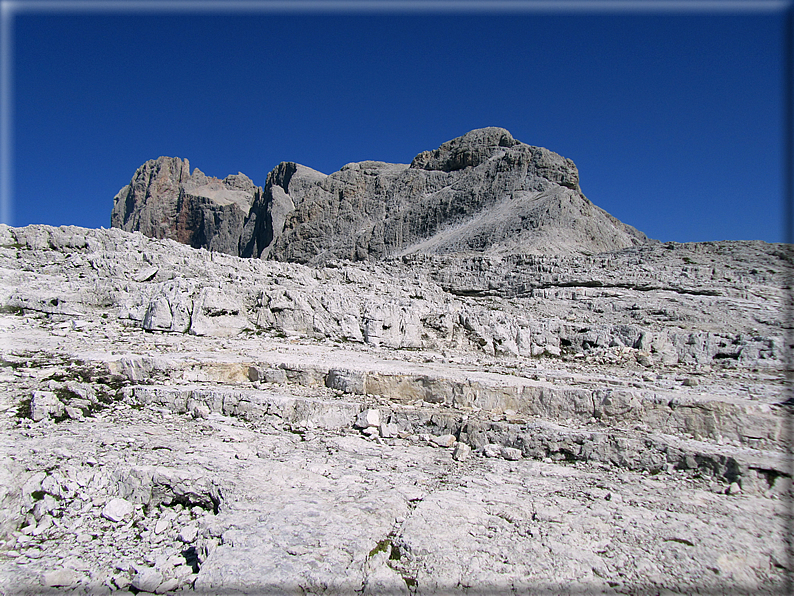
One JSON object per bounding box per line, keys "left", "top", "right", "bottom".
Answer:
{"left": 111, "top": 156, "right": 262, "bottom": 255}
{"left": 113, "top": 128, "right": 650, "bottom": 263}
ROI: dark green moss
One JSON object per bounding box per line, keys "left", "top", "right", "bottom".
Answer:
{"left": 16, "top": 397, "right": 32, "bottom": 419}
{"left": 369, "top": 539, "right": 391, "bottom": 558}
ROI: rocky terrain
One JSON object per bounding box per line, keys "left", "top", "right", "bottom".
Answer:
{"left": 0, "top": 221, "right": 790, "bottom": 595}
{"left": 112, "top": 128, "right": 649, "bottom": 264}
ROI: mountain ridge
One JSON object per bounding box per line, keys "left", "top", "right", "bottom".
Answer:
{"left": 111, "top": 127, "right": 650, "bottom": 263}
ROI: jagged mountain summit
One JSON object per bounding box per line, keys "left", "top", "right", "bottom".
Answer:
{"left": 111, "top": 128, "right": 649, "bottom": 264}
{"left": 111, "top": 157, "right": 261, "bottom": 255}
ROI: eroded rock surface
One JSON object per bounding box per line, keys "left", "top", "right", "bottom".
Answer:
{"left": 0, "top": 224, "right": 790, "bottom": 595}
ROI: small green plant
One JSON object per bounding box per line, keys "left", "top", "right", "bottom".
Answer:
{"left": 369, "top": 539, "right": 391, "bottom": 558}
{"left": 15, "top": 397, "right": 32, "bottom": 420}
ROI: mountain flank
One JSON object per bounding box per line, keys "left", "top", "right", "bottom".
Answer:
{"left": 111, "top": 128, "right": 649, "bottom": 263}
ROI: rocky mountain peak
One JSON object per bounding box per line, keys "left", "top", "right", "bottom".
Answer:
{"left": 112, "top": 128, "right": 648, "bottom": 263}
{"left": 409, "top": 126, "right": 519, "bottom": 172}
{"left": 110, "top": 157, "right": 262, "bottom": 255}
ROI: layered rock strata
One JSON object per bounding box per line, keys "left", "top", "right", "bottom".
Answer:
{"left": 0, "top": 224, "right": 789, "bottom": 594}
{"left": 112, "top": 128, "right": 649, "bottom": 263}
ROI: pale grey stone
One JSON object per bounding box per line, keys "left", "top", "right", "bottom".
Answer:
{"left": 0, "top": 209, "right": 788, "bottom": 596}
{"left": 133, "top": 267, "right": 159, "bottom": 283}
{"left": 378, "top": 422, "right": 400, "bottom": 438}
{"left": 355, "top": 409, "right": 380, "bottom": 429}
{"left": 483, "top": 444, "right": 502, "bottom": 458}
{"left": 131, "top": 566, "right": 163, "bottom": 593}
{"left": 363, "top": 550, "right": 409, "bottom": 595}
{"left": 101, "top": 498, "right": 134, "bottom": 523}
{"left": 430, "top": 434, "right": 456, "bottom": 448}
{"left": 30, "top": 391, "right": 64, "bottom": 421}
{"left": 452, "top": 442, "right": 471, "bottom": 461}
{"left": 178, "top": 524, "right": 198, "bottom": 543}
{"left": 154, "top": 577, "right": 180, "bottom": 593}
{"left": 65, "top": 406, "right": 84, "bottom": 420}
{"left": 501, "top": 447, "right": 523, "bottom": 461}
{"left": 42, "top": 568, "right": 81, "bottom": 587}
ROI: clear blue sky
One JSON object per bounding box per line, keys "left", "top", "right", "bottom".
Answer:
{"left": 5, "top": 1, "right": 790, "bottom": 243}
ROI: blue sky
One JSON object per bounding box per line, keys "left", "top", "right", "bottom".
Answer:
{"left": 4, "top": 1, "right": 790, "bottom": 243}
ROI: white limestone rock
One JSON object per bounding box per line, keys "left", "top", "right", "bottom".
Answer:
{"left": 430, "top": 434, "right": 456, "bottom": 448}
{"left": 355, "top": 408, "right": 381, "bottom": 429}
{"left": 0, "top": 219, "right": 788, "bottom": 596}
{"left": 42, "top": 568, "right": 81, "bottom": 588}
{"left": 101, "top": 498, "right": 134, "bottom": 523}
{"left": 30, "top": 391, "right": 65, "bottom": 421}
{"left": 501, "top": 446, "right": 523, "bottom": 461}
{"left": 452, "top": 442, "right": 472, "bottom": 461}
{"left": 189, "top": 287, "right": 248, "bottom": 337}
{"left": 178, "top": 524, "right": 198, "bottom": 543}
{"left": 363, "top": 549, "right": 410, "bottom": 595}
{"left": 130, "top": 566, "right": 163, "bottom": 593}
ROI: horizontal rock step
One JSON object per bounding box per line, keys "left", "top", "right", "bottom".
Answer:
{"left": 124, "top": 384, "right": 788, "bottom": 489}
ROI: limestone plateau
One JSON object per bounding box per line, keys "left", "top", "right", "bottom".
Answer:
{"left": 111, "top": 127, "right": 648, "bottom": 263}
{"left": 0, "top": 129, "right": 790, "bottom": 595}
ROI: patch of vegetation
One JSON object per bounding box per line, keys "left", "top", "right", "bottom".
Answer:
{"left": 51, "top": 410, "right": 70, "bottom": 424}
{"left": 369, "top": 538, "right": 392, "bottom": 558}
{"left": 0, "top": 305, "right": 24, "bottom": 315}
{"left": 15, "top": 396, "right": 31, "bottom": 420}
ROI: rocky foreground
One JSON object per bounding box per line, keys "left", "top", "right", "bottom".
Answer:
{"left": 0, "top": 223, "right": 791, "bottom": 594}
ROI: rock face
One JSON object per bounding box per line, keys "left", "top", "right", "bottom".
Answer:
{"left": 0, "top": 223, "right": 789, "bottom": 594}
{"left": 111, "top": 156, "right": 261, "bottom": 255}
{"left": 115, "top": 128, "right": 649, "bottom": 263}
